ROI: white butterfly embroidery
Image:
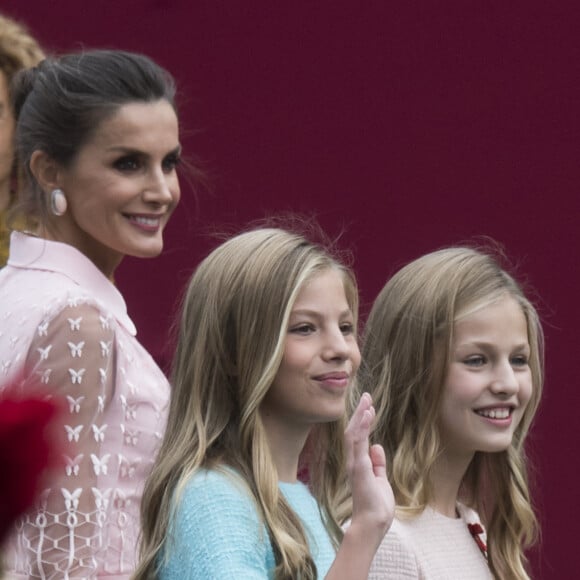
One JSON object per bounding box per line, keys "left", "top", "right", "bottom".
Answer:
{"left": 37, "top": 345, "right": 52, "bottom": 361}
{"left": 68, "top": 317, "right": 82, "bottom": 331}
{"left": 90, "top": 453, "right": 110, "bottom": 475}
{"left": 68, "top": 368, "right": 86, "bottom": 384}
{"left": 68, "top": 341, "right": 85, "bottom": 358}
{"left": 9, "top": 335, "right": 18, "bottom": 349}
{"left": 66, "top": 395, "right": 85, "bottom": 413}
{"left": 99, "top": 367, "right": 107, "bottom": 385}
{"left": 121, "top": 425, "right": 139, "bottom": 446}
{"left": 97, "top": 395, "right": 106, "bottom": 413}
{"left": 92, "top": 487, "right": 112, "bottom": 511}
{"left": 118, "top": 455, "right": 139, "bottom": 479}
{"left": 120, "top": 395, "right": 137, "bottom": 421}
{"left": 100, "top": 340, "right": 112, "bottom": 357}
{"left": 62, "top": 487, "right": 82, "bottom": 511}
{"left": 65, "top": 424, "right": 83, "bottom": 442}
{"left": 113, "top": 489, "right": 131, "bottom": 510}
{"left": 64, "top": 453, "right": 84, "bottom": 476}
{"left": 37, "top": 321, "right": 49, "bottom": 337}
{"left": 92, "top": 424, "right": 108, "bottom": 442}
{"left": 36, "top": 368, "right": 52, "bottom": 384}
{"left": 99, "top": 315, "right": 111, "bottom": 330}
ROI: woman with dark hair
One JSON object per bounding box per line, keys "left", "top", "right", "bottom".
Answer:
{"left": 0, "top": 49, "right": 182, "bottom": 578}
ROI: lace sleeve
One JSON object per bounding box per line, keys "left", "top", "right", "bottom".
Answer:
{"left": 16, "top": 302, "right": 116, "bottom": 578}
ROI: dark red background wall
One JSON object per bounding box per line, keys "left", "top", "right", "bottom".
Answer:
{"left": 4, "top": 2, "right": 578, "bottom": 577}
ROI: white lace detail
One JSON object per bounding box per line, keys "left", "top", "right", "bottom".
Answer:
{"left": 1, "top": 266, "right": 169, "bottom": 579}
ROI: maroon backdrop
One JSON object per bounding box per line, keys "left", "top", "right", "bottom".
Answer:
{"left": 4, "top": 2, "right": 578, "bottom": 577}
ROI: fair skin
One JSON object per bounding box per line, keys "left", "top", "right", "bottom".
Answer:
{"left": 261, "top": 268, "right": 361, "bottom": 481}
{"left": 0, "top": 69, "right": 15, "bottom": 211}
{"left": 261, "top": 268, "right": 394, "bottom": 579}
{"left": 30, "top": 100, "right": 181, "bottom": 279}
{"left": 431, "top": 294, "right": 532, "bottom": 517}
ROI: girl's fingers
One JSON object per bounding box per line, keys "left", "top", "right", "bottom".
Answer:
{"left": 345, "top": 394, "right": 375, "bottom": 475}
{"left": 369, "top": 443, "right": 387, "bottom": 478}
{"left": 346, "top": 393, "right": 373, "bottom": 436}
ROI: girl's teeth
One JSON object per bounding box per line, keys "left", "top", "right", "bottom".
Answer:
{"left": 477, "top": 408, "right": 510, "bottom": 419}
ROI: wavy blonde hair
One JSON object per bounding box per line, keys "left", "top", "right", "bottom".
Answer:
{"left": 0, "top": 13, "right": 44, "bottom": 81}
{"left": 360, "top": 247, "right": 543, "bottom": 579}
{"left": 135, "top": 227, "right": 358, "bottom": 579}
{"left": 0, "top": 13, "right": 44, "bottom": 214}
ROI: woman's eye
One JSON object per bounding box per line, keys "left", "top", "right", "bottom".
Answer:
{"left": 114, "top": 156, "right": 141, "bottom": 172}
{"left": 464, "top": 355, "right": 486, "bottom": 367}
{"left": 162, "top": 154, "right": 181, "bottom": 173}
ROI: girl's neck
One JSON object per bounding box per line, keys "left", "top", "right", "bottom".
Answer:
{"left": 429, "top": 451, "right": 474, "bottom": 518}
{"left": 0, "top": 182, "right": 10, "bottom": 212}
{"left": 260, "top": 411, "right": 310, "bottom": 483}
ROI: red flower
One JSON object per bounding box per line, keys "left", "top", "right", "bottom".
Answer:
{"left": 0, "top": 388, "right": 63, "bottom": 545}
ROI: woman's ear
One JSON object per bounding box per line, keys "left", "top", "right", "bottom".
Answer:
{"left": 29, "top": 150, "right": 61, "bottom": 194}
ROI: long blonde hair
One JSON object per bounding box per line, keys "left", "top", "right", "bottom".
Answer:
{"left": 136, "top": 227, "right": 358, "bottom": 579}
{"left": 360, "top": 247, "right": 543, "bottom": 579}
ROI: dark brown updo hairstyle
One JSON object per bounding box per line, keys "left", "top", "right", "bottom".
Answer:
{"left": 11, "top": 49, "right": 177, "bottom": 223}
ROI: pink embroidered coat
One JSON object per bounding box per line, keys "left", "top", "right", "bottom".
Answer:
{"left": 0, "top": 232, "right": 169, "bottom": 579}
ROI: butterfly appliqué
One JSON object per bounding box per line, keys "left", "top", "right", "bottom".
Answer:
{"left": 67, "top": 341, "right": 85, "bottom": 358}
{"left": 36, "top": 368, "right": 52, "bottom": 384}
{"left": 62, "top": 488, "right": 83, "bottom": 511}
{"left": 64, "top": 454, "right": 85, "bottom": 477}
{"left": 92, "top": 487, "right": 112, "bottom": 511}
{"left": 68, "top": 368, "right": 86, "bottom": 384}
{"left": 118, "top": 454, "right": 140, "bottom": 479}
{"left": 100, "top": 340, "right": 112, "bottom": 357}
{"left": 92, "top": 424, "right": 108, "bottom": 443}
{"left": 121, "top": 425, "right": 139, "bottom": 446}
{"left": 90, "top": 453, "right": 111, "bottom": 476}
{"left": 37, "top": 320, "right": 49, "bottom": 337}
{"left": 65, "top": 424, "right": 83, "bottom": 442}
{"left": 37, "top": 345, "right": 52, "bottom": 361}
{"left": 66, "top": 395, "right": 85, "bottom": 413}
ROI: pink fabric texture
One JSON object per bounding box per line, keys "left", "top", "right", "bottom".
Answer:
{"left": 0, "top": 232, "right": 169, "bottom": 579}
